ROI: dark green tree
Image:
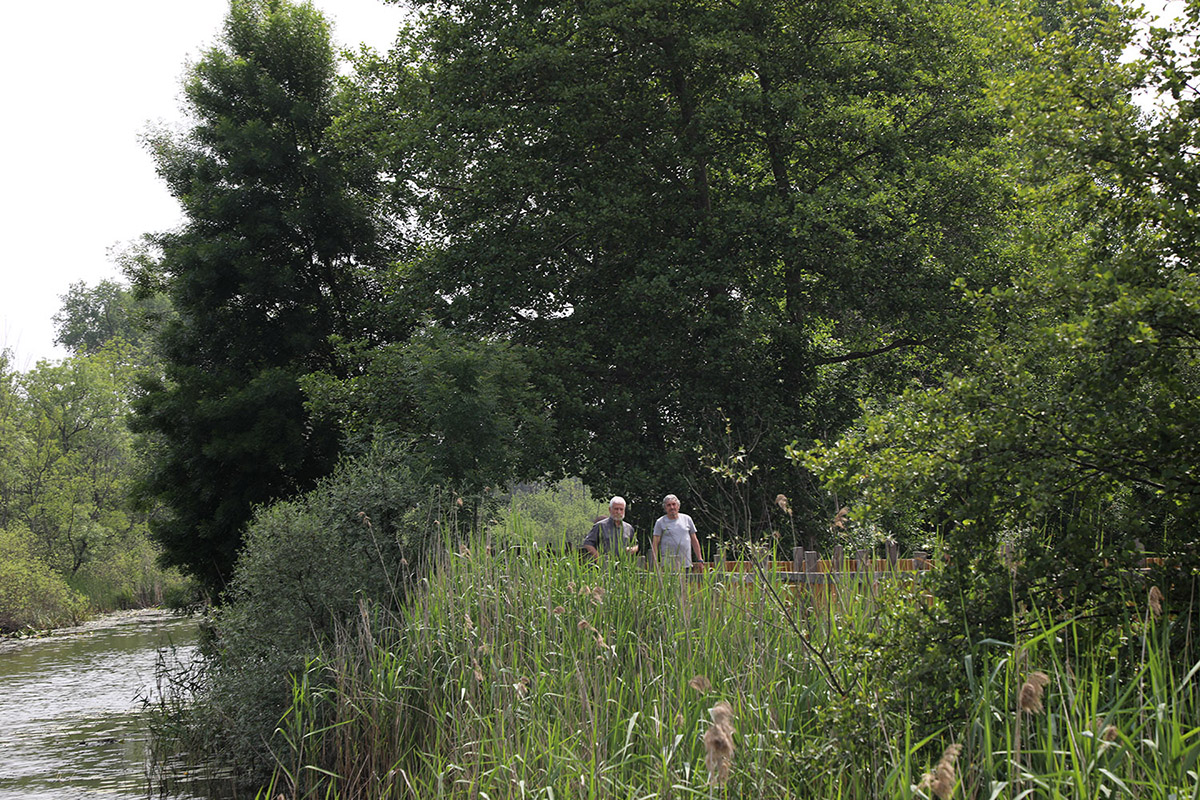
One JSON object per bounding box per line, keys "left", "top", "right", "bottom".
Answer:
{"left": 132, "top": 0, "right": 383, "bottom": 592}
{"left": 352, "top": 0, "right": 1014, "bottom": 541}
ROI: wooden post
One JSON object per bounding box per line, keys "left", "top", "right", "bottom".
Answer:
{"left": 855, "top": 548, "right": 868, "bottom": 579}
{"left": 805, "top": 549, "right": 819, "bottom": 576}
{"left": 914, "top": 550, "right": 929, "bottom": 570}
{"left": 885, "top": 540, "right": 899, "bottom": 570}
{"left": 832, "top": 544, "right": 844, "bottom": 574}
{"left": 792, "top": 546, "right": 804, "bottom": 574}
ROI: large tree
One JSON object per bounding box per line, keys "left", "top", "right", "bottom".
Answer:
{"left": 806, "top": 1, "right": 1199, "bottom": 630}
{"left": 132, "top": 0, "right": 383, "bottom": 592}
{"left": 352, "top": 0, "right": 1013, "bottom": 540}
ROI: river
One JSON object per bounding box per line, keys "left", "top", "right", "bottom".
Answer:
{"left": 0, "top": 609, "right": 228, "bottom": 800}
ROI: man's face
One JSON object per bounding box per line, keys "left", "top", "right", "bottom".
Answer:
{"left": 609, "top": 501, "right": 626, "bottom": 521}
{"left": 664, "top": 498, "right": 680, "bottom": 518}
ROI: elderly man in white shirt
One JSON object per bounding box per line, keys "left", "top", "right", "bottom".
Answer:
{"left": 651, "top": 494, "right": 705, "bottom": 570}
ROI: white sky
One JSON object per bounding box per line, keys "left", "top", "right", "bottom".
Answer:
{"left": 0, "top": 1, "right": 1183, "bottom": 371}
{"left": 0, "top": 0, "right": 408, "bottom": 371}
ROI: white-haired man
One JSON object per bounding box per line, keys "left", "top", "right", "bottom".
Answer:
{"left": 652, "top": 494, "right": 705, "bottom": 570}
{"left": 582, "top": 496, "right": 638, "bottom": 559}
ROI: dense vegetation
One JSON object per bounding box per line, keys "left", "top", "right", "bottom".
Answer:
{"left": 9, "top": 0, "right": 1199, "bottom": 795}
{"left": 0, "top": 282, "right": 189, "bottom": 632}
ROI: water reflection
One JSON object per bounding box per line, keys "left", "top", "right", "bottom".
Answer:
{"left": 0, "top": 610, "right": 210, "bottom": 800}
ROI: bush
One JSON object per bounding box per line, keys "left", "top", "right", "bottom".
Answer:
{"left": 0, "top": 526, "right": 88, "bottom": 632}
{"left": 490, "top": 478, "right": 606, "bottom": 552}
{"left": 175, "top": 437, "right": 448, "bottom": 781}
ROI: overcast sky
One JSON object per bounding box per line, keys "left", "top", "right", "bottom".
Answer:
{"left": 0, "top": 0, "right": 407, "bottom": 371}
{"left": 0, "top": 1, "right": 1182, "bottom": 371}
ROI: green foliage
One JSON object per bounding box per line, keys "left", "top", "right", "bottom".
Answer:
{"left": 803, "top": 1, "right": 1200, "bottom": 640}
{"left": 180, "top": 437, "right": 448, "bottom": 781}
{"left": 132, "top": 0, "right": 385, "bottom": 592}
{"left": 304, "top": 325, "right": 554, "bottom": 497}
{"left": 489, "top": 477, "right": 606, "bottom": 552}
{"left": 0, "top": 526, "right": 88, "bottom": 632}
{"left": 53, "top": 278, "right": 171, "bottom": 358}
{"left": 0, "top": 343, "right": 186, "bottom": 624}
{"left": 344, "top": 0, "right": 1015, "bottom": 544}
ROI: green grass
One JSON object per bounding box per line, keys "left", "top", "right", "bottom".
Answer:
{"left": 258, "top": 534, "right": 1200, "bottom": 799}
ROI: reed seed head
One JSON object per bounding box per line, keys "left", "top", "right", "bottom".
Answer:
{"left": 553, "top": 605, "right": 565, "bottom": 616}
{"left": 1019, "top": 671, "right": 1050, "bottom": 714}
{"left": 703, "top": 701, "right": 736, "bottom": 786}
{"left": 775, "top": 494, "right": 792, "bottom": 516}
{"left": 919, "top": 742, "right": 962, "bottom": 800}
{"left": 1149, "top": 585, "right": 1163, "bottom": 617}
{"left": 832, "top": 506, "right": 850, "bottom": 531}
{"left": 689, "top": 675, "right": 713, "bottom": 693}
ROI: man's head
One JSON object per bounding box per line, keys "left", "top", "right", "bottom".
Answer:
{"left": 609, "top": 496, "right": 626, "bottom": 522}
{"left": 663, "top": 494, "right": 680, "bottom": 518}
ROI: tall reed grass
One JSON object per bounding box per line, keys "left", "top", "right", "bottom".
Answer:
{"left": 259, "top": 534, "right": 1198, "bottom": 799}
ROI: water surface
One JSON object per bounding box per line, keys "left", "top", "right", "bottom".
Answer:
{"left": 0, "top": 610, "right": 208, "bottom": 800}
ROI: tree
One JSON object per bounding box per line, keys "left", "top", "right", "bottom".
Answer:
{"left": 15, "top": 344, "right": 142, "bottom": 575}
{"left": 805, "top": 1, "right": 1200, "bottom": 632}
{"left": 132, "top": 0, "right": 383, "bottom": 592}
{"left": 350, "top": 0, "right": 1015, "bottom": 542}
{"left": 53, "top": 278, "right": 171, "bottom": 356}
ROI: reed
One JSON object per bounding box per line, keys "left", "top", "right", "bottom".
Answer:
{"left": 259, "top": 531, "right": 1199, "bottom": 799}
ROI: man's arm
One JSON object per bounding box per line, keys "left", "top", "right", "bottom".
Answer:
{"left": 689, "top": 518, "right": 704, "bottom": 568}
{"left": 582, "top": 523, "right": 601, "bottom": 559}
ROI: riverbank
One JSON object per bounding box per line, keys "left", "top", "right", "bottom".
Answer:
{"left": 0, "top": 606, "right": 188, "bottom": 646}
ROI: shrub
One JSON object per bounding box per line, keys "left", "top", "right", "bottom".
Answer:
{"left": 173, "top": 437, "right": 448, "bottom": 782}
{"left": 0, "top": 526, "right": 88, "bottom": 632}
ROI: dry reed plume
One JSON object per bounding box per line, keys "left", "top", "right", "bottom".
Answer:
{"left": 703, "top": 700, "right": 736, "bottom": 785}
{"left": 1148, "top": 586, "right": 1163, "bottom": 617}
{"left": 918, "top": 742, "right": 963, "bottom": 800}
{"left": 775, "top": 494, "right": 792, "bottom": 516}
{"left": 1019, "top": 671, "right": 1050, "bottom": 714}
{"left": 689, "top": 675, "right": 713, "bottom": 693}
{"left": 831, "top": 506, "right": 850, "bottom": 531}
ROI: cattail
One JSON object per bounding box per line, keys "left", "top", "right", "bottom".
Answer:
{"left": 1149, "top": 586, "right": 1163, "bottom": 617}
{"left": 775, "top": 494, "right": 792, "bottom": 516}
{"left": 703, "top": 701, "right": 736, "bottom": 785}
{"left": 689, "top": 675, "right": 713, "bottom": 693}
{"left": 1019, "top": 671, "right": 1050, "bottom": 714}
{"left": 919, "top": 742, "right": 962, "bottom": 800}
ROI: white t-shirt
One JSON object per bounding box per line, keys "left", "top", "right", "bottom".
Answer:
{"left": 653, "top": 513, "right": 697, "bottom": 568}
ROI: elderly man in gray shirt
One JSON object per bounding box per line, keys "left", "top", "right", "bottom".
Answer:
{"left": 582, "top": 496, "right": 638, "bottom": 560}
